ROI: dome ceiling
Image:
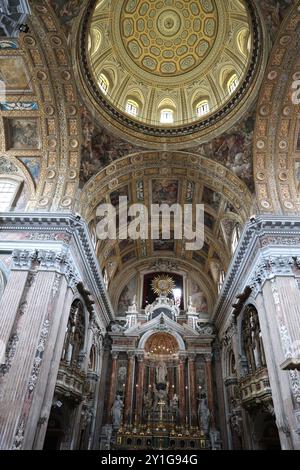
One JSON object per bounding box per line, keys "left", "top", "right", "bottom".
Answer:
{"left": 77, "top": 0, "right": 266, "bottom": 148}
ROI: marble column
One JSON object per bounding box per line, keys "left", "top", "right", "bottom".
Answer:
{"left": 0, "top": 249, "right": 77, "bottom": 450}
{"left": 204, "top": 353, "right": 216, "bottom": 429}
{"left": 178, "top": 355, "right": 186, "bottom": 425}
{"left": 188, "top": 354, "right": 197, "bottom": 427}
{"left": 168, "top": 365, "right": 174, "bottom": 398}
{"left": 255, "top": 273, "right": 300, "bottom": 450}
{"left": 107, "top": 351, "right": 119, "bottom": 424}
{"left": 135, "top": 354, "right": 145, "bottom": 425}
{"left": 124, "top": 352, "right": 135, "bottom": 426}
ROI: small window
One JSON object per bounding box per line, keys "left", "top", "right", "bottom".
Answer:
{"left": 99, "top": 74, "right": 109, "bottom": 95}
{"left": 125, "top": 100, "right": 138, "bottom": 117}
{"left": 103, "top": 268, "right": 109, "bottom": 289}
{"left": 196, "top": 101, "right": 210, "bottom": 117}
{"left": 231, "top": 224, "right": 241, "bottom": 254}
{"left": 160, "top": 109, "right": 174, "bottom": 124}
{"left": 228, "top": 75, "right": 239, "bottom": 94}
{"left": 218, "top": 270, "right": 225, "bottom": 293}
{"left": 0, "top": 179, "right": 19, "bottom": 211}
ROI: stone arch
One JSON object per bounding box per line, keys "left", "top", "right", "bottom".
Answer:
{"left": 0, "top": 2, "right": 82, "bottom": 212}
{"left": 253, "top": 3, "right": 300, "bottom": 214}
{"left": 138, "top": 328, "right": 186, "bottom": 352}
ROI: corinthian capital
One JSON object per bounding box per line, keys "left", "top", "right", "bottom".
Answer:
{"left": 12, "top": 249, "right": 37, "bottom": 270}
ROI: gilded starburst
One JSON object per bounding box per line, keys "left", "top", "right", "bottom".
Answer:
{"left": 151, "top": 275, "right": 175, "bottom": 296}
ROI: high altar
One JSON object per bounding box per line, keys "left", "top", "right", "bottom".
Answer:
{"left": 100, "top": 277, "right": 220, "bottom": 450}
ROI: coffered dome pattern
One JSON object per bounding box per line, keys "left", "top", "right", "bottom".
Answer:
{"left": 77, "top": 0, "right": 266, "bottom": 147}
{"left": 120, "top": 0, "right": 218, "bottom": 77}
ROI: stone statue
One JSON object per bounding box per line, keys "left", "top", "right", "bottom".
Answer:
{"left": 210, "top": 429, "right": 221, "bottom": 450}
{"left": 156, "top": 360, "right": 167, "bottom": 384}
{"left": 170, "top": 394, "right": 179, "bottom": 414}
{"left": 153, "top": 384, "right": 169, "bottom": 410}
{"left": 111, "top": 395, "right": 123, "bottom": 428}
{"left": 198, "top": 397, "right": 211, "bottom": 434}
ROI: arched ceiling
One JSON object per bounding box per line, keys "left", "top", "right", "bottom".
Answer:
{"left": 79, "top": 151, "right": 253, "bottom": 309}
{"left": 253, "top": 1, "right": 300, "bottom": 214}
{"left": 0, "top": 0, "right": 297, "bottom": 319}
{"left": 76, "top": 0, "right": 268, "bottom": 149}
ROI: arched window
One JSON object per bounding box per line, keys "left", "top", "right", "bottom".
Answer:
{"left": 218, "top": 270, "right": 225, "bottom": 293}
{"left": 231, "top": 224, "right": 241, "bottom": 254}
{"left": 88, "top": 344, "right": 97, "bottom": 372}
{"left": 229, "top": 350, "right": 236, "bottom": 376}
{"left": 228, "top": 74, "right": 239, "bottom": 94}
{"left": 242, "top": 306, "right": 266, "bottom": 375}
{"left": 160, "top": 109, "right": 174, "bottom": 124}
{"left": 125, "top": 99, "right": 138, "bottom": 117}
{"left": 103, "top": 268, "right": 109, "bottom": 289}
{"left": 0, "top": 178, "right": 20, "bottom": 211}
{"left": 0, "top": 269, "right": 5, "bottom": 302}
{"left": 99, "top": 73, "right": 109, "bottom": 95}
{"left": 196, "top": 101, "right": 210, "bottom": 117}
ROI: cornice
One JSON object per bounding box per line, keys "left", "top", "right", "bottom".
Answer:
{"left": 213, "top": 216, "right": 300, "bottom": 328}
{"left": 0, "top": 212, "right": 114, "bottom": 324}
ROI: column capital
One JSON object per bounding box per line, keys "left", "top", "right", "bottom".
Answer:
{"left": 188, "top": 353, "right": 196, "bottom": 362}
{"left": 136, "top": 353, "right": 144, "bottom": 362}
{"left": 250, "top": 256, "right": 299, "bottom": 296}
{"left": 127, "top": 351, "right": 136, "bottom": 359}
{"left": 12, "top": 249, "right": 37, "bottom": 270}
{"left": 204, "top": 353, "right": 213, "bottom": 363}
{"left": 111, "top": 351, "right": 119, "bottom": 360}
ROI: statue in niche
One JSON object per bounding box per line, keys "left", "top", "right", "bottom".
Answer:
{"left": 153, "top": 383, "right": 169, "bottom": 410}
{"left": 198, "top": 395, "right": 211, "bottom": 434}
{"left": 111, "top": 395, "right": 123, "bottom": 428}
{"left": 156, "top": 360, "right": 168, "bottom": 385}
{"left": 170, "top": 394, "right": 179, "bottom": 414}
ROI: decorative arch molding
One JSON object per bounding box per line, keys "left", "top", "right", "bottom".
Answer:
{"left": 0, "top": 1, "right": 82, "bottom": 212}
{"left": 137, "top": 326, "right": 186, "bottom": 352}
{"left": 253, "top": 2, "right": 300, "bottom": 214}
{"left": 79, "top": 151, "right": 254, "bottom": 221}
{"left": 109, "top": 256, "right": 217, "bottom": 315}
{"left": 0, "top": 155, "right": 35, "bottom": 200}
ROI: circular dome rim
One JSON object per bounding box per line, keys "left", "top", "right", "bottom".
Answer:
{"left": 76, "top": 0, "right": 266, "bottom": 149}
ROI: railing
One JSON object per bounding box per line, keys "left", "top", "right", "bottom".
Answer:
{"left": 239, "top": 367, "right": 272, "bottom": 407}
{"left": 55, "top": 360, "right": 87, "bottom": 400}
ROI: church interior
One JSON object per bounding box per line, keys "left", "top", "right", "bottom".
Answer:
{"left": 1, "top": 0, "right": 300, "bottom": 451}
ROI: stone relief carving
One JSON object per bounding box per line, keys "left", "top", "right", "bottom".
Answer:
{"left": 28, "top": 320, "right": 50, "bottom": 393}
{"left": 11, "top": 419, "right": 25, "bottom": 450}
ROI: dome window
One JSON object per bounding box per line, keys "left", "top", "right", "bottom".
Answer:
{"left": 160, "top": 109, "right": 174, "bottom": 124}
{"left": 196, "top": 101, "right": 210, "bottom": 117}
{"left": 126, "top": 100, "right": 139, "bottom": 117}
{"left": 99, "top": 73, "right": 109, "bottom": 95}
{"left": 228, "top": 75, "right": 239, "bottom": 94}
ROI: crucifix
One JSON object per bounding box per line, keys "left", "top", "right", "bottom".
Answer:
{"left": 158, "top": 399, "right": 165, "bottom": 423}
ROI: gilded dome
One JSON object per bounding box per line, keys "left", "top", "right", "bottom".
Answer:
{"left": 77, "top": 0, "right": 266, "bottom": 148}
{"left": 119, "top": 1, "right": 218, "bottom": 78}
